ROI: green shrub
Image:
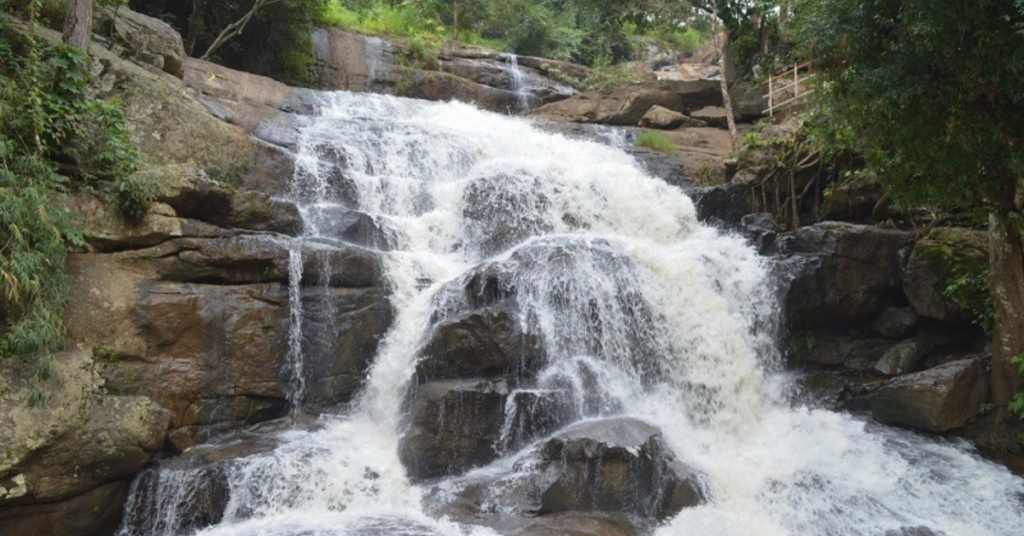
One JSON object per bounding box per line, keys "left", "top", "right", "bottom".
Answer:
{"left": 0, "top": 15, "right": 147, "bottom": 405}
{"left": 634, "top": 132, "right": 674, "bottom": 153}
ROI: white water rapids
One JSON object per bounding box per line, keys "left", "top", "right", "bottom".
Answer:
{"left": 119, "top": 92, "right": 1024, "bottom": 536}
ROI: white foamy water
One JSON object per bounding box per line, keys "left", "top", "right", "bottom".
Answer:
{"left": 119, "top": 92, "right": 1024, "bottom": 536}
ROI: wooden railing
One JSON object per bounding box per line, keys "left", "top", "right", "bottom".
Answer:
{"left": 764, "top": 61, "right": 814, "bottom": 116}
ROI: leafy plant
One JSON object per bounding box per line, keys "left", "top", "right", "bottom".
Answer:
{"left": 1, "top": 14, "right": 147, "bottom": 404}
{"left": 634, "top": 132, "right": 674, "bottom": 153}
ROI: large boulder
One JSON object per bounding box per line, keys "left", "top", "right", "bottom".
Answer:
{"left": 423, "top": 418, "right": 704, "bottom": 529}
{"left": 773, "top": 222, "right": 915, "bottom": 328}
{"left": 869, "top": 358, "right": 988, "bottom": 432}
{"left": 901, "top": 229, "right": 989, "bottom": 323}
{"left": 0, "top": 350, "right": 169, "bottom": 536}
{"left": 95, "top": 7, "right": 187, "bottom": 78}
{"left": 415, "top": 303, "right": 543, "bottom": 384}
{"left": 400, "top": 378, "right": 511, "bottom": 481}
{"left": 533, "top": 419, "right": 705, "bottom": 520}
{"left": 529, "top": 86, "right": 682, "bottom": 126}
{"left": 639, "top": 105, "right": 691, "bottom": 129}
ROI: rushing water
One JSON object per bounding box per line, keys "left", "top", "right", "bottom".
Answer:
{"left": 119, "top": 92, "right": 1024, "bottom": 536}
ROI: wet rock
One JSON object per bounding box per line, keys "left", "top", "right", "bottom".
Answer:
{"left": 416, "top": 304, "right": 543, "bottom": 384}
{"left": 499, "top": 390, "right": 574, "bottom": 454}
{"left": 116, "top": 282, "right": 292, "bottom": 449}
{"left": 791, "top": 332, "right": 894, "bottom": 371}
{"left": 308, "top": 207, "right": 394, "bottom": 250}
{"left": 299, "top": 286, "right": 393, "bottom": 412}
{"left": 96, "top": 7, "right": 186, "bottom": 78}
{"left": 510, "top": 512, "right": 645, "bottom": 536}
{"left": 120, "top": 434, "right": 283, "bottom": 536}
{"left": 870, "top": 358, "right": 988, "bottom": 432}
{"left": 740, "top": 212, "right": 778, "bottom": 253}
{"left": 300, "top": 241, "right": 386, "bottom": 288}
{"left": 400, "top": 378, "right": 510, "bottom": 481}
{"left": 690, "top": 183, "right": 753, "bottom": 227}
{"left": 901, "top": 229, "right": 989, "bottom": 323}
{"left": 773, "top": 222, "right": 915, "bottom": 328}
{"left": 147, "top": 236, "right": 291, "bottom": 285}
{"left": 869, "top": 307, "right": 920, "bottom": 339}
{"left": 638, "top": 105, "right": 688, "bottom": 129}
{"left": 532, "top": 418, "right": 705, "bottom": 520}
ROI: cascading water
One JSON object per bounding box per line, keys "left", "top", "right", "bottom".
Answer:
{"left": 500, "top": 53, "right": 531, "bottom": 113}
{"left": 118, "top": 91, "right": 1024, "bottom": 536}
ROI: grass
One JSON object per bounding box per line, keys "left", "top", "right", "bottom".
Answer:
{"left": 634, "top": 132, "right": 675, "bottom": 153}
{"left": 318, "top": 0, "right": 505, "bottom": 50}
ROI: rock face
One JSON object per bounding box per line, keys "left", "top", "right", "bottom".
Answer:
{"left": 533, "top": 419, "right": 705, "bottom": 520}
{"left": 773, "top": 222, "right": 915, "bottom": 328}
{"left": 902, "top": 229, "right": 989, "bottom": 322}
{"left": 95, "top": 7, "right": 187, "bottom": 78}
{"left": 1, "top": 19, "right": 395, "bottom": 535}
{"left": 870, "top": 358, "right": 988, "bottom": 432}
{"left": 311, "top": 28, "right": 576, "bottom": 113}
{"left": 0, "top": 350, "right": 169, "bottom": 536}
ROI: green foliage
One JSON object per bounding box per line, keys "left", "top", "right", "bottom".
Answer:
{"left": 634, "top": 132, "right": 675, "bottom": 153}
{"left": 581, "top": 57, "right": 637, "bottom": 93}
{"left": 0, "top": 14, "right": 145, "bottom": 390}
{"left": 795, "top": 0, "right": 1024, "bottom": 214}
{"left": 789, "top": 330, "right": 817, "bottom": 356}
{"left": 944, "top": 267, "right": 995, "bottom": 335}
{"left": 1010, "top": 354, "right": 1024, "bottom": 420}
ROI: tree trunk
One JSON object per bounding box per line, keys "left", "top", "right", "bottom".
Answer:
{"left": 62, "top": 0, "right": 93, "bottom": 52}
{"left": 710, "top": 6, "right": 738, "bottom": 151}
{"left": 990, "top": 175, "right": 1024, "bottom": 406}
{"left": 185, "top": 0, "right": 208, "bottom": 57}
{"left": 453, "top": 0, "right": 459, "bottom": 42}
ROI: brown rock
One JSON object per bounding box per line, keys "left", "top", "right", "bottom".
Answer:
{"left": 0, "top": 481, "right": 128, "bottom": 536}
{"left": 639, "top": 105, "right": 688, "bottom": 129}
{"left": 529, "top": 86, "right": 682, "bottom": 126}
{"left": 870, "top": 358, "right": 989, "bottom": 431}
{"left": 400, "top": 378, "right": 510, "bottom": 481}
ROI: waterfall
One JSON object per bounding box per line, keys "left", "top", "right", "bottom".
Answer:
{"left": 118, "top": 92, "right": 1024, "bottom": 536}
{"left": 501, "top": 53, "right": 530, "bottom": 113}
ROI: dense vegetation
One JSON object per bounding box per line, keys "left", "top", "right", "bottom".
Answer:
{"left": 0, "top": 10, "right": 150, "bottom": 403}
{"left": 796, "top": 0, "right": 1024, "bottom": 410}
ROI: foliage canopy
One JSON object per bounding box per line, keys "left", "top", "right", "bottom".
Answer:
{"left": 796, "top": 0, "right": 1024, "bottom": 213}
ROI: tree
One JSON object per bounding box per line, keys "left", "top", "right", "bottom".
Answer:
{"left": 797, "top": 0, "right": 1024, "bottom": 407}
{"left": 62, "top": 0, "right": 93, "bottom": 52}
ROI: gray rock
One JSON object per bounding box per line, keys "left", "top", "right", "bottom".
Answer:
{"left": 533, "top": 418, "right": 705, "bottom": 520}
{"left": 873, "top": 339, "right": 928, "bottom": 377}
{"left": 870, "top": 358, "right": 988, "bottom": 432}
{"left": 773, "top": 222, "right": 915, "bottom": 328}
{"left": 400, "top": 378, "right": 511, "bottom": 481}
{"left": 96, "top": 7, "right": 186, "bottom": 78}
{"left": 869, "top": 307, "right": 920, "bottom": 339}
